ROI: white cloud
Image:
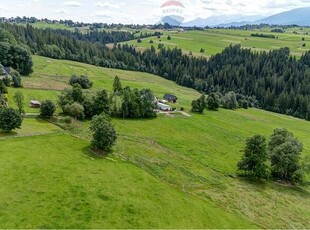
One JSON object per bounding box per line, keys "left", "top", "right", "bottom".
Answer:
{"left": 54, "top": 8, "right": 68, "bottom": 14}
{"left": 1, "top": 0, "right": 310, "bottom": 24}
{"left": 63, "top": 1, "right": 82, "bottom": 7}
{"left": 96, "top": 1, "right": 121, "bottom": 8}
{"left": 93, "top": 9, "right": 136, "bottom": 23}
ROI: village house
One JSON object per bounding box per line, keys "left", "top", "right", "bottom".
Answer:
{"left": 163, "top": 94, "right": 178, "bottom": 103}
{"left": 157, "top": 102, "right": 171, "bottom": 111}
{"left": 29, "top": 100, "right": 41, "bottom": 108}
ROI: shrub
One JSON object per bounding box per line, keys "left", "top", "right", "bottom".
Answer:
{"left": 40, "top": 100, "right": 56, "bottom": 118}
{"left": 12, "top": 71, "right": 22, "bottom": 88}
{"left": 0, "top": 81, "right": 8, "bottom": 94}
{"left": 191, "top": 94, "right": 206, "bottom": 113}
{"left": 207, "top": 93, "right": 220, "bottom": 110}
{"left": 65, "top": 102, "right": 85, "bottom": 120}
{"left": 0, "top": 107, "right": 23, "bottom": 132}
{"left": 69, "top": 75, "right": 93, "bottom": 89}
{"left": 222, "top": 91, "right": 238, "bottom": 110}
{"left": 64, "top": 116, "right": 72, "bottom": 124}
{"left": 90, "top": 114, "right": 117, "bottom": 151}
{"left": 13, "top": 91, "right": 25, "bottom": 115}
{"left": 3, "top": 76, "right": 11, "bottom": 86}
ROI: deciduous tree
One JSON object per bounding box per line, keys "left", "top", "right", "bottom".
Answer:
{"left": 269, "top": 129, "right": 303, "bottom": 183}
{"left": 90, "top": 114, "right": 117, "bottom": 151}
{"left": 40, "top": 100, "right": 56, "bottom": 118}
{"left": 13, "top": 91, "right": 24, "bottom": 115}
{"left": 0, "top": 107, "right": 22, "bottom": 132}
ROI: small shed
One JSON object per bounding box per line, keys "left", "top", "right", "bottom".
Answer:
{"left": 163, "top": 94, "right": 178, "bottom": 103}
{"left": 29, "top": 100, "right": 41, "bottom": 108}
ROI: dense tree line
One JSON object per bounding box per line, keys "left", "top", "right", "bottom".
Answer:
{"left": 2, "top": 23, "right": 310, "bottom": 121}
{"left": 251, "top": 33, "right": 276, "bottom": 39}
{"left": 58, "top": 77, "right": 156, "bottom": 120}
{"left": 0, "top": 28, "right": 33, "bottom": 75}
{"left": 225, "top": 23, "right": 307, "bottom": 30}
{"left": 270, "top": 28, "right": 285, "bottom": 33}
{"left": 1, "top": 16, "right": 165, "bottom": 30}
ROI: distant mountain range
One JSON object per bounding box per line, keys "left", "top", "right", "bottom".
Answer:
{"left": 181, "top": 15, "right": 264, "bottom": 27}
{"left": 180, "top": 7, "right": 310, "bottom": 27}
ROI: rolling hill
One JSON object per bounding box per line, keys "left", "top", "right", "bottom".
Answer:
{"left": 1, "top": 55, "right": 309, "bottom": 228}
{"left": 122, "top": 27, "right": 310, "bottom": 57}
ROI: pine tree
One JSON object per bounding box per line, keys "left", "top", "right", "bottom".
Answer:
{"left": 113, "top": 75, "right": 123, "bottom": 94}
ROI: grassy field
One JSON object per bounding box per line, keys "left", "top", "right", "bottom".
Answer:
{"left": 122, "top": 28, "right": 310, "bottom": 57}
{"left": 16, "top": 21, "right": 73, "bottom": 30}
{"left": 15, "top": 22, "right": 310, "bottom": 57}
{"left": 3, "top": 55, "right": 310, "bottom": 228}
{"left": 8, "top": 55, "right": 200, "bottom": 113}
{"left": 0, "top": 132, "right": 257, "bottom": 228}
{"left": 0, "top": 118, "right": 61, "bottom": 139}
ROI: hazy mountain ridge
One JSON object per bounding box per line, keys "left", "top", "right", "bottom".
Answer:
{"left": 181, "top": 7, "right": 310, "bottom": 27}
{"left": 181, "top": 15, "right": 264, "bottom": 27}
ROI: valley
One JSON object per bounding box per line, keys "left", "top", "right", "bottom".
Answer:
{"left": 1, "top": 55, "right": 309, "bottom": 228}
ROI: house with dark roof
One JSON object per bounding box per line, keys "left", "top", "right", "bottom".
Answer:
{"left": 0, "top": 66, "right": 8, "bottom": 80}
{"left": 163, "top": 94, "right": 178, "bottom": 103}
{"left": 3, "top": 67, "right": 11, "bottom": 75}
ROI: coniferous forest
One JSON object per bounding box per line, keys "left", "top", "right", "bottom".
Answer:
{"left": 1, "top": 23, "right": 310, "bottom": 120}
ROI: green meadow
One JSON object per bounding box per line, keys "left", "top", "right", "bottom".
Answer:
{"left": 123, "top": 28, "right": 310, "bottom": 57}
{"left": 0, "top": 133, "right": 257, "bottom": 228}
{"left": 2, "top": 55, "right": 310, "bottom": 228}
{"left": 20, "top": 21, "right": 73, "bottom": 30}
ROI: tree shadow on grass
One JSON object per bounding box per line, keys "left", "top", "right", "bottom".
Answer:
{"left": 237, "top": 176, "right": 310, "bottom": 198}
{"left": 0, "top": 130, "right": 18, "bottom": 138}
{"left": 82, "top": 146, "right": 112, "bottom": 160}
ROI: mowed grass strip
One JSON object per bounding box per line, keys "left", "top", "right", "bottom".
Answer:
{"left": 0, "top": 134, "right": 257, "bottom": 229}
{"left": 0, "top": 118, "right": 61, "bottom": 139}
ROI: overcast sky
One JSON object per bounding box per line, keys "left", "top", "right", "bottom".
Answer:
{"left": 0, "top": 0, "right": 310, "bottom": 24}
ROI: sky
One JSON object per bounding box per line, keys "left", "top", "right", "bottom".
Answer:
{"left": 0, "top": 0, "right": 310, "bottom": 24}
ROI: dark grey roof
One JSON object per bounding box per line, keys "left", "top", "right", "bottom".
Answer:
{"left": 164, "top": 94, "right": 178, "bottom": 100}
{"left": 3, "top": 67, "right": 11, "bottom": 74}
{"left": 0, "top": 67, "right": 6, "bottom": 75}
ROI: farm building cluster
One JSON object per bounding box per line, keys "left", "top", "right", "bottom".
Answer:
{"left": 156, "top": 94, "right": 178, "bottom": 111}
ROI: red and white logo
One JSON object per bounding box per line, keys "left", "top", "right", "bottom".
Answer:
{"left": 160, "top": 1, "right": 185, "bottom": 25}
